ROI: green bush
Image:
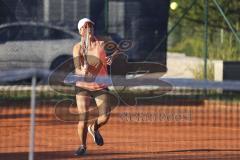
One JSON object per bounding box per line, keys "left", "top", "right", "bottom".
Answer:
{"left": 209, "top": 34, "right": 240, "bottom": 60}
{"left": 170, "top": 38, "right": 203, "bottom": 57}
{"left": 169, "top": 34, "right": 240, "bottom": 61}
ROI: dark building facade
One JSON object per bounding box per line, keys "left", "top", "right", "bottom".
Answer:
{"left": 0, "top": 0, "right": 170, "bottom": 66}
{"left": 108, "top": 0, "right": 170, "bottom": 65}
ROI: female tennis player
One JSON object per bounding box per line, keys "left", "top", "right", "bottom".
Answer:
{"left": 72, "top": 18, "right": 115, "bottom": 156}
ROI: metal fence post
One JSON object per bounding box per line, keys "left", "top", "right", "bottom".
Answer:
{"left": 29, "top": 75, "right": 36, "bottom": 160}
{"left": 204, "top": 0, "right": 208, "bottom": 80}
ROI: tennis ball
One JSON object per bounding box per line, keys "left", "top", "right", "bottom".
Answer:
{"left": 170, "top": 2, "right": 178, "bottom": 10}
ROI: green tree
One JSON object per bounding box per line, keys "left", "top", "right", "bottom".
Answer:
{"left": 170, "top": 0, "right": 240, "bottom": 31}
{"left": 169, "top": 0, "right": 240, "bottom": 60}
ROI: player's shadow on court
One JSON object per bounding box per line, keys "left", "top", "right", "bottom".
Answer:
{"left": 1, "top": 149, "right": 240, "bottom": 160}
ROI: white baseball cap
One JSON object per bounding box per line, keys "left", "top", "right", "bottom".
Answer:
{"left": 77, "top": 18, "right": 94, "bottom": 30}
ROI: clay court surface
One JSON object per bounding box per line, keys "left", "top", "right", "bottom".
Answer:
{"left": 0, "top": 101, "right": 240, "bottom": 160}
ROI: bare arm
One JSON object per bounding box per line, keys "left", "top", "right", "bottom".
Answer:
{"left": 72, "top": 44, "right": 82, "bottom": 74}
{"left": 99, "top": 41, "right": 121, "bottom": 65}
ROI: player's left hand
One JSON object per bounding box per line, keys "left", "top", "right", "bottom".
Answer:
{"left": 105, "top": 56, "right": 113, "bottom": 65}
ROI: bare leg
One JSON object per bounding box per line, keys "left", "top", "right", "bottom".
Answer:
{"left": 76, "top": 93, "right": 91, "bottom": 147}
{"left": 93, "top": 93, "right": 111, "bottom": 131}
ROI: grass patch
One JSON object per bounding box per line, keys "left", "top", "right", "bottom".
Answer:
{"left": 188, "top": 61, "right": 215, "bottom": 80}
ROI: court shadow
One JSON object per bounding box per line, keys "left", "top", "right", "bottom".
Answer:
{"left": 1, "top": 148, "right": 240, "bottom": 160}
